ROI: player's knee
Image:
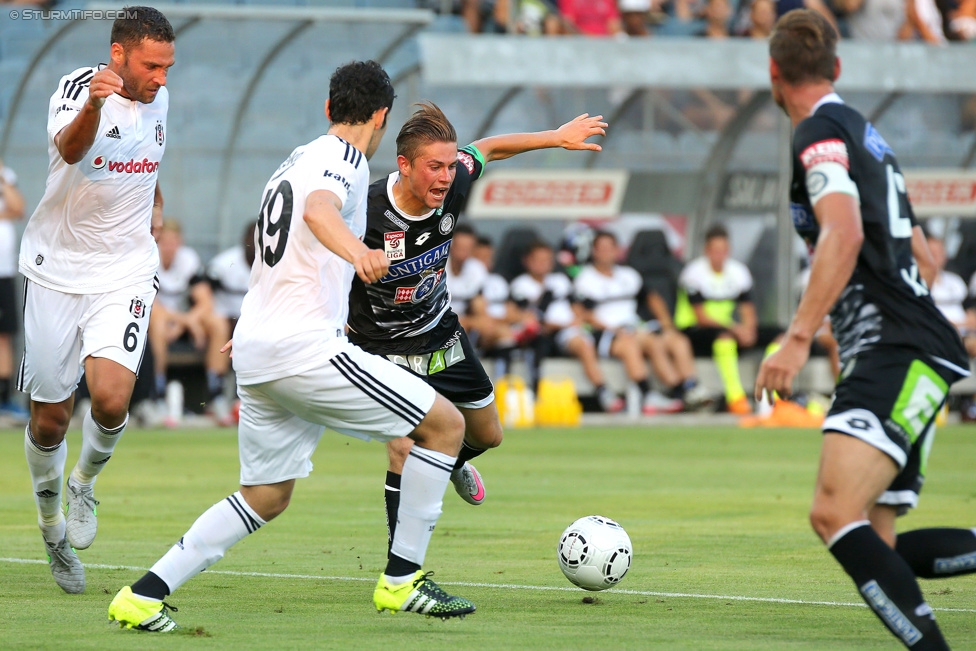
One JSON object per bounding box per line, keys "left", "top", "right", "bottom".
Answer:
{"left": 90, "top": 392, "right": 130, "bottom": 426}
{"left": 30, "top": 405, "right": 70, "bottom": 443}
{"left": 809, "top": 500, "right": 846, "bottom": 544}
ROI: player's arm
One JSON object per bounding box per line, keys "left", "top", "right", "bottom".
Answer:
{"left": 152, "top": 183, "right": 164, "bottom": 241}
{"left": 690, "top": 296, "right": 724, "bottom": 329}
{"left": 911, "top": 225, "right": 936, "bottom": 288}
{"left": 756, "top": 193, "right": 863, "bottom": 399}
{"left": 732, "top": 298, "right": 758, "bottom": 348}
{"left": 647, "top": 291, "right": 676, "bottom": 331}
{"left": 470, "top": 114, "right": 607, "bottom": 163}
{"left": 54, "top": 68, "right": 124, "bottom": 165}
{"left": 304, "top": 189, "right": 388, "bottom": 284}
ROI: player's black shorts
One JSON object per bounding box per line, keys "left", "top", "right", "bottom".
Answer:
{"left": 0, "top": 277, "right": 19, "bottom": 335}
{"left": 351, "top": 311, "right": 494, "bottom": 409}
{"left": 823, "top": 346, "right": 966, "bottom": 513}
{"left": 681, "top": 325, "right": 782, "bottom": 357}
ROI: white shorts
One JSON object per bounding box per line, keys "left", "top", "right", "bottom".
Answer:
{"left": 237, "top": 340, "right": 437, "bottom": 486}
{"left": 18, "top": 278, "right": 156, "bottom": 403}
{"left": 554, "top": 325, "right": 594, "bottom": 353}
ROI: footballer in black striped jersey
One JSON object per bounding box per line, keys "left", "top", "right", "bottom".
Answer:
{"left": 346, "top": 102, "right": 606, "bottom": 545}
{"left": 758, "top": 11, "right": 972, "bottom": 650}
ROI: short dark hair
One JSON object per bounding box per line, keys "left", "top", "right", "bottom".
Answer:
{"left": 397, "top": 102, "right": 458, "bottom": 162}
{"left": 454, "top": 223, "right": 476, "bottom": 238}
{"left": 524, "top": 240, "right": 552, "bottom": 257}
{"left": 592, "top": 230, "right": 617, "bottom": 247}
{"left": 475, "top": 235, "right": 493, "bottom": 248}
{"left": 769, "top": 9, "right": 838, "bottom": 85}
{"left": 328, "top": 60, "right": 395, "bottom": 126}
{"left": 111, "top": 6, "right": 175, "bottom": 50}
{"left": 704, "top": 224, "right": 729, "bottom": 243}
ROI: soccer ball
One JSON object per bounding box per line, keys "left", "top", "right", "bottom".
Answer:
{"left": 557, "top": 515, "right": 633, "bottom": 591}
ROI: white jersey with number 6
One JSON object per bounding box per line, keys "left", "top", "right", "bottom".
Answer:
{"left": 232, "top": 135, "right": 369, "bottom": 385}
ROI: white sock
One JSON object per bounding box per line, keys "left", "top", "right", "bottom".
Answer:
{"left": 24, "top": 423, "right": 67, "bottom": 544}
{"left": 389, "top": 447, "right": 456, "bottom": 568}
{"left": 149, "top": 491, "right": 265, "bottom": 594}
{"left": 70, "top": 409, "right": 126, "bottom": 486}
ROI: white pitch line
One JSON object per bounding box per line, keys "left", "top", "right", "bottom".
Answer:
{"left": 3, "top": 557, "right": 975, "bottom": 613}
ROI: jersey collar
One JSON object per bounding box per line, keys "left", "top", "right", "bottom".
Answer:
{"left": 810, "top": 92, "right": 843, "bottom": 116}
{"left": 385, "top": 172, "right": 436, "bottom": 222}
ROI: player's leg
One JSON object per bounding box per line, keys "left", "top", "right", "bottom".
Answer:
{"left": 110, "top": 382, "right": 308, "bottom": 631}
{"left": 19, "top": 280, "right": 89, "bottom": 593}
{"left": 562, "top": 329, "right": 623, "bottom": 413}
{"left": 66, "top": 284, "right": 153, "bottom": 551}
{"left": 812, "top": 434, "right": 948, "bottom": 650}
{"left": 813, "top": 353, "right": 958, "bottom": 650}
{"left": 610, "top": 329, "right": 680, "bottom": 415}
{"left": 148, "top": 299, "right": 174, "bottom": 403}
{"left": 0, "top": 276, "right": 26, "bottom": 418}
{"left": 700, "top": 327, "right": 749, "bottom": 414}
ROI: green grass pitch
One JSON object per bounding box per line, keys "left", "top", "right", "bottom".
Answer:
{"left": 1, "top": 423, "right": 974, "bottom": 650}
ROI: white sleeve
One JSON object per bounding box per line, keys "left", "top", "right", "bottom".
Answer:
{"left": 48, "top": 68, "right": 95, "bottom": 142}
{"left": 805, "top": 161, "right": 860, "bottom": 206}
{"left": 307, "top": 140, "right": 362, "bottom": 208}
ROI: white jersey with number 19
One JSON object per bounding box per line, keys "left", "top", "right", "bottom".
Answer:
{"left": 232, "top": 135, "right": 369, "bottom": 385}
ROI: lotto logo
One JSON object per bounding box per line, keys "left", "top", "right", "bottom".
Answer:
{"left": 800, "top": 139, "right": 849, "bottom": 170}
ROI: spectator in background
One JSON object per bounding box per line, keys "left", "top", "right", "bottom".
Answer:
{"left": 446, "top": 224, "right": 488, "bottom": 331}
{"left": 574, "top": 231, "right": 684, "bottom": 414}
{"left": 0, "top": 160, "right": 27, "bottom": 420}
{"left": 949, "top": 0, "right": 976, "bottom": 39}
{"left": 927, "top": 233, "right": 971, "bottom": 334}
{"left": 149, "top": 219, "right": 232, "bottom": 426}
{"left": 699, "top": 0, "right": 732, "bottom": 37}
{"left": 206, "top": 220, "right": 256, "bottom": 331}
{"left": 511, "top": 240, "right": 625, "bottom": 413}
{"left": 899, "top": 0, "right": 947, "bottom": 41}
{"left": 674, "top": 224, "right": 780, "bottom": 415}
{"left": 774, "top": 0, "right": 839, "bottom": 31}
{"left": 736, "top": 0, "right": 776, "bottom": 37}
{"left": 558, "top": 0, "right": 625, "bottom": 34}
{"left": 620, "top": 0, "right": 653, "bottom": 35}
{"left": 833, "top": 0, "right": 905, "bottom": 40}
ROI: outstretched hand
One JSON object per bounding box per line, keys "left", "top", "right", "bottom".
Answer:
{"left": 87, "top": 68, "right": 123, "bottom": 109}
{"left": 556, "top": 114, "right": 608, "bottom": 152}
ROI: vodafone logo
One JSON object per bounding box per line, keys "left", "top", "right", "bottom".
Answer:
{"left": 93, "top": 157, "right": 159, "bottom": 173}
{"left": 107, "top": 158, "right": 159, "bottom": 174}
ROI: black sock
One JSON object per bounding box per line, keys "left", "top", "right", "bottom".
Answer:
{"left": 667, "top": 384, "right": 685, "bottom": 400}
{"left": 384, "top": 471, "right": 401, "bottom": 558}
{"left": 384, "top": 553, "right": 420, "bottom": 578}
{"left": 829, "top": 523, "right": 948, "bottom": 650}
{"left": 206, "top": 371, "right": 225, "bottom": 400}
{"left": 452, "top": 440, "right": 486, "bottom": 472}
{"left": 636, "top": 379, "right": 651, "bottom": 396}
{"left": 0, "top": 377, "right": 9, "bottom": 404}
{"left": 131, "top": 571, "right": 171, "bottom": 601}
{"left": 896, "top": 528, "right": 976, "bottom": 579}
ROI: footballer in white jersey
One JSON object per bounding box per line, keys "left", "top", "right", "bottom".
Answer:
{"left": 20, "top": 7, "right": 176, "bottom": 597}
{"left": 109, "top": 62, "right": 478, "bottom": 631}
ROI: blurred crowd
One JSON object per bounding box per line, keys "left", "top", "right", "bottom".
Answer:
{"left": 424, "top": 0, "right": 976, "bottom": 41}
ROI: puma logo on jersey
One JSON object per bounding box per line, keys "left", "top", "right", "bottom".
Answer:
{"left": 105, "top": 126, "right": 121, "bottom": 139}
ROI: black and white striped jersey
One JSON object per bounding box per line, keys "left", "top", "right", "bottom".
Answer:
{"left": 347, "top": 145, "right": 485, "bottom": 353}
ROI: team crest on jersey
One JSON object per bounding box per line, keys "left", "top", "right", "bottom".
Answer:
{"left": 155, "top": 120, "right": 164, "bottom": 146}
{"left": 790, "top": 202, "right": 815, "bottom": 230}
{"left": 129, "top": 298, "right": 147, "bottom": 319}
{"left": 863, "top": 123, "right": 893, "bottom": 163}
{"left": 438, "top": 213, "right": 455, "bottom": 235}
{"left": 394, "top": 270, "right": 444, "bottom": 303}
{"left": 384, "top": 231, "right": 406, "bottom": 261}
{"left": 458, "top": 151, "right": 475, "bottom": 175}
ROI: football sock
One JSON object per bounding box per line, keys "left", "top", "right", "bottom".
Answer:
{"left": 384, "top": 471, "right": 401, "bottom": 555}
{"left": 713, "top": 338, "right": 745, "bottom": 403}
{"left": 453, "top": 440, "right": 486, "bottom": 472}
{"left": 155, "top": 373, "right": 167, "bottom": 398}
{"left": 131, "top": 571, "right": 170, "bottom": 602}
{"left": 148, "top": 491, "right": 265, "bottom": 595}
{"left": 636, "top": 379, "right": 651, "bottom": 397}
{"left": 70, "top": 409, "right": 125, "bottom": 486}
{"left": 25, "top": 423, "right": 67, "bottom": 544}
{"left": 896, "top": 528, "right": 976, "bottom": 579}
{"left": 829, "top": 521, "right": 948, "bottom": 650}
{"left": 388, "top": 446, "right": 455, "bottom": 572}
{"left": 206, "top": 370, "right": 224, "bottom": 400}
{"left": 763, "top": 341, "right": 781, "bottom": 358}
